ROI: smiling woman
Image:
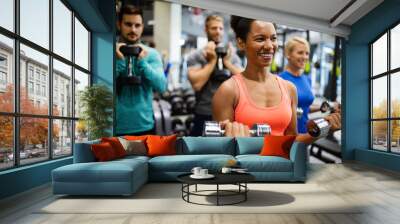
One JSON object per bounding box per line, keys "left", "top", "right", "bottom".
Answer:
{"left": 211, "top": 15, "right": 341, "bottom": 144}
{"left": 279, "top": 37, "right": 317, "bottom": 134}
{"left": 212, "top": 16, "right": 296, "bottom": 137}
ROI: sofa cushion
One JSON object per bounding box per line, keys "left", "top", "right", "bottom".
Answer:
{"left": 115, "top": 155, "right": 150, "bottom": 163}
{"left": 179, "top": 137, "right": 235, "bottom": 155}
{"left": 148, "top": 154, "right": 235, "bottom": 172}
{"left": 236, "top": 155, "right": 293, "bottom": 172}
{"left": 52, "top": 159, "right": 147, "bottom": 183}
{"left": 235, "top": 137, "right": 264, "bottom": 155}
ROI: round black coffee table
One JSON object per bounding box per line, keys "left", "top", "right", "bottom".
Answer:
{"left": 177, "top": 173, "right": 255, "bottom": 206}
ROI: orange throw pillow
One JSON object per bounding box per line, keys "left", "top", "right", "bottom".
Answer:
{"left": 146, "top": 135, "right": 177, "bottom": 157}
{"left": 101, "top": 137, "right": 126, "bottom": 158}
{"left": 259, "top": 135, "right": 297, "bottom": 159}
{"left": 124, "top": 135, "right": 149, "bottom": 141}
{"left": 91, "top": 142, "right": 117, "bottom": 162}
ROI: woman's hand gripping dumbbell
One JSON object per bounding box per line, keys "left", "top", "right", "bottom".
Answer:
{"left": 203, "top": 120, "right": 271, "bottom": 137}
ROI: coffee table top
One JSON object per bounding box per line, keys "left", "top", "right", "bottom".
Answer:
{"left": 177, "top": 172, "right": 255, "bottom": 185}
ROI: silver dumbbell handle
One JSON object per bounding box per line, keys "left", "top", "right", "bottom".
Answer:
{"left": 203, "top": 121, "right": 271, "bottom": 137}
{"left": 218, "top": 129, "right": 264, "bottom": 135}
{"left": 297, "top": 108, "right": 304, "bottom": 117}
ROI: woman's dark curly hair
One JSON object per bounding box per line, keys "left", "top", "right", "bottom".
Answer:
{"left": 230, "top": 16, "right": 277, "bottom": 41}
{"left": 230, "top": 15, "right": 254, "bottom": 41}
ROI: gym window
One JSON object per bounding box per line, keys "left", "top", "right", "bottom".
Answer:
{"left": 370, "top": 22, "right": 400, "bottom": 153}
{"left": 0, "top": 0, "right": 91, "bottom": 171}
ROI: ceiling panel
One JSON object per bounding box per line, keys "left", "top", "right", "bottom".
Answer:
{"left": 163, "top": 0, "right": 384, "bottom": 37}
{"left": 223, "top": 0, "right": 352, "bottom": 21}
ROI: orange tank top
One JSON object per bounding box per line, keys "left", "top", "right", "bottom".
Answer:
{"left": 233, "top": 74, "right": 292, "bottom": 136}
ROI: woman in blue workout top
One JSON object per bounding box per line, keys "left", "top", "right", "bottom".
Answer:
{"left": 280, "top": 37, "right": 321, "bottom": 134}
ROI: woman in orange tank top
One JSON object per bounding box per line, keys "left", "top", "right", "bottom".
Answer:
{"left": 212, "top": 16, "right": 341, "bottom": 143}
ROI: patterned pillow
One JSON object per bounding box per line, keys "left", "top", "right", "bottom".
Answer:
{"left": 118, "top": 137, "right": 147, "bottom": 156}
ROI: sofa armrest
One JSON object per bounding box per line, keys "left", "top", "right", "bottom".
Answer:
{"left": 289, "top": 141, "right": 307, "bottom": 181}
{"left": 73, "top": 140, "right": 100, "bottom": 163}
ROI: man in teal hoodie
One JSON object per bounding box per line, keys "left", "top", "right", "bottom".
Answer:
{"left": 116, "top": 5, "right": 166, "bottom": 136}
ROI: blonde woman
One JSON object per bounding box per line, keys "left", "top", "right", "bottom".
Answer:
{"left": 280, "top": 37, "right": 339, "bottom": 134}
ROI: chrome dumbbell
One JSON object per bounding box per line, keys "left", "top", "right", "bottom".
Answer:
{"left": 296, "top": 108, "right": 304, "bottom": 118}
{"left": 203, "top": 121, "right": 271, "bottom": 137}
{"left": 307, "top": 101, "right": 338, "bottom": 138}
{"left": 307, "top": 118, "right": 331, "bottom": 138}
{"left": 320, "top": 101, "right": 336, "bottom": 113}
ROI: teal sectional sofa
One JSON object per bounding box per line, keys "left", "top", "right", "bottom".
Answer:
{"left": 52, "top": 137, "right": 307, "bottom": 196}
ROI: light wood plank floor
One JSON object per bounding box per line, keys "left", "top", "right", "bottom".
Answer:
{"left": 1, "top": 162, "right": 400, "bottom": 224}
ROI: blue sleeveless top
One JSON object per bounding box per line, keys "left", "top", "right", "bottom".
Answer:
{"left": 279, "top": 71, "right": 314, "bottom": 133}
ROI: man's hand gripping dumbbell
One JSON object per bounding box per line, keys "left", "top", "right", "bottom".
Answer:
{"left": 307, "top": 101, "right": 341, "bottom": 138}
{"left": 203, "top": 121, "right": 271, "bottom": 137}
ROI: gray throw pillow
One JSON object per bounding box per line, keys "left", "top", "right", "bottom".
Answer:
{"left": 118, "top": 137, "right": 147, "bottom": 156}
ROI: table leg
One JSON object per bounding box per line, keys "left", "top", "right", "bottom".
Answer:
{"left": 245, "top": 183, "right": 247, "bottom": 201}
{"left": 187, "top": 184, "right": 190, "bottom": 202}
{"left": 181, "top": 184, "right": 183, "bottom": 200}
{"left": 217, "top": 184, "right": 219, "bottom": 206}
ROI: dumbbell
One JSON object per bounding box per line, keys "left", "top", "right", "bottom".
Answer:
{"left": 320, "top": 101, "right": 336, "bottom": 113}
{"left": 296, "top": 108, "right": 304, "bottom": 118}
{"left": 161, "top": 90, "right": 172, "bottom": 101}
{"left": 172, "top": 118, "right": 186, "bottom": 136}
{"left": 307, "top": 118, "right": 331, "bottom": 138}
{"left": 215, "top": 46, "right": 227, "bottom": 58}
{"left": 213, "top": 45, "right": 231, "bottom": 82}
{"left": 307, "top": 101, "right": 337, "bottom": 138}
{"left": 203, "top": 121, "right": 271, "bottom": 137}
{"left": 185, "top": 116, "right": 194, "bottom": 132}
{"left": 170, "top": 91, "right": 184, "bottom": 115}
{"left": 120, "top": 45, "right": 142, "bottom": 57}
{"left": 119, "top": 45, "right": 142, "bottom": 85}
{"left": 182, "top": 89, "right": 196, "bottom": 114}
{"left": 185, "top": 95, "right": 196, "bottom": 114}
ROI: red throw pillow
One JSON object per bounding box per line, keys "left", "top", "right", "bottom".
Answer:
{"left": 91, "top": 142, "right": 117, "bottom": 161}
{"left": 146, "top": 135, "right": 177, "bottom": 157}
{"left": 101, "top": 137, "right": 126, "bottom": 158}
{"left": 259, "top": 135, "right": 297, "bottom": 159}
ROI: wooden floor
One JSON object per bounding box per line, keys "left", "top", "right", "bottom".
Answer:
{"left": 1, "top": 162, "right": 400, "bottom": 224}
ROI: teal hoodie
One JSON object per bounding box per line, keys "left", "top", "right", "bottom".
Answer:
{"left": 116, "top": 45, "right": 166, "bottom": 135}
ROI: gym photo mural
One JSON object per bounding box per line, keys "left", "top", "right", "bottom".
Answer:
{"left": 114, "top": 0, "right": 342, "bottom": 163}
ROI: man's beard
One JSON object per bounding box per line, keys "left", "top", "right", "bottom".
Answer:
{"left": 121, "top": 33, "right": 140, "bottom": 44}
{"left": 208, "top": 36, "right": 221, "bottom": 45}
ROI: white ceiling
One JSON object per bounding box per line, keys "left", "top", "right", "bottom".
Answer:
{"left": 162, "top": 0, "right": 384, "bottom": 37}
{"left": 224, "top": 0, "right": 352, "bottom": 22}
